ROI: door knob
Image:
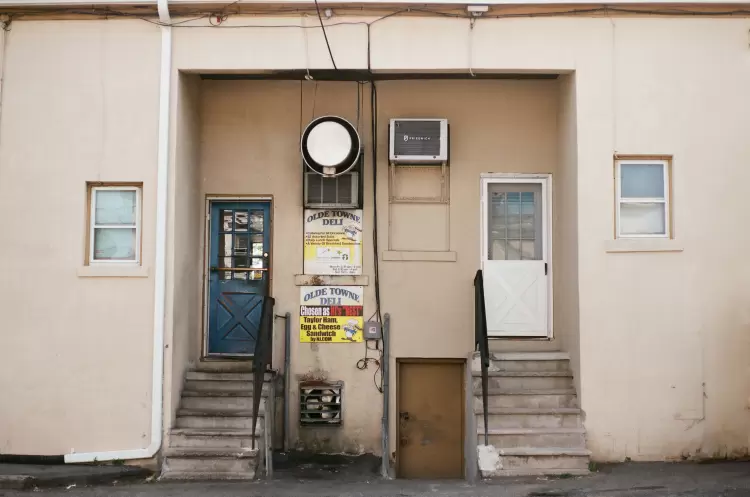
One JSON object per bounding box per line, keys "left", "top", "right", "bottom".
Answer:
{"left": 399, "top": 411, "right": 410, "bottom": 421}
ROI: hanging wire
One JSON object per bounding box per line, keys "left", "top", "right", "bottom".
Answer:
{"left": 312, "top": 0, "right": 337, "bottom": 70}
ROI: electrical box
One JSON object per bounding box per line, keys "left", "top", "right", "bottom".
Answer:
{"left": 364, "top": 321, "right": 382, "bottom": 340}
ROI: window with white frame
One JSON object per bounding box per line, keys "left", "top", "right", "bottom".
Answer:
{"left": 615, "top": 159, "right": 671, "bottom": 238}
{"left": 89, "top": 185, "right": 142, "bottom": 263}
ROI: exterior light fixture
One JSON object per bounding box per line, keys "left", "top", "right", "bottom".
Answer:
{"left": 301, "top": 116, "right": 361, "bottom": 177}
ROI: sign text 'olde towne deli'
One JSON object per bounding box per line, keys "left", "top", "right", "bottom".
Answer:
{"left": 303, "top": 209, "right": 363, "bottom": 276}
{"left": 299, "top": 286, "right": 364, "bottom": 343}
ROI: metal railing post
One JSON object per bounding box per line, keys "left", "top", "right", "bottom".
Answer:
{"left": 381, "top": 313, "right": 391, "bottom": 479}
{"left": 474, "top": 271, "right": 489, "bottom": 446}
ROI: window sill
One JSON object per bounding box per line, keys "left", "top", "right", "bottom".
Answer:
{"left": 294, "top": 275, "right": 370, "bottom": 286}
{"left": 605, "top": 239, "right": 684, "bottom": 253}
{"left": 78, "top": 265, "right": 150, "bottom": 278}
{"left": 382, "top": 250, "right": 457, "bottom": 262}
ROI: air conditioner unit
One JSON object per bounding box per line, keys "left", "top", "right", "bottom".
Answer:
{"left": 389, "top": 118, "right": 449, "bottom": 165}
{"left": 304, "top": 171, "right": 360, "bottom": 209}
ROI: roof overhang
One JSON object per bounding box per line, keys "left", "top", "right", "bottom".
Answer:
{"left": 3, "top": 0, "right": 750, "bottom": 7}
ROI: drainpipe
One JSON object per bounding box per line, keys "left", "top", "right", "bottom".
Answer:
{"left": 0, "top": 16, "right": 9, "bottom": 152}
{"left": 380, "top": 313, "right": 390, "bottom": 478}
{"left": 64, "top": 1, "right": 172, "bottom": 463}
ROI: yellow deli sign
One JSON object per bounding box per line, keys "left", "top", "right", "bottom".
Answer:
{"left": 303, "top": 209, "right": 363, "bottom": 276}
{"left": 299, "top": 286, "right": 364, "bottom": 343}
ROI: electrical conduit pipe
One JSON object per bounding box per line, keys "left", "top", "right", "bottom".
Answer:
{"left": 64, "top": 1, "right": 172, "bottom": 463}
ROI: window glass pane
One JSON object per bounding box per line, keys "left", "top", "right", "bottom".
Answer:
{"left": 249, "top": 210, "right": 264, "bottom": 233}
{"left": 491, "top": 240, "right": 507, "bottom": 260}
{"left": 93, "top": 228, "right": 136, "bottom": 260}
{"left": 506, "top": 240, "right": 522, "bottom": 261}
{"left": 488, "top": 183, "right": 542, "bottom": 260}
{"left": 251, "top": 233, "right": 264, "bottom": 257}
{"left": 234, "top": 235, "right": 249, "bottom": 256}
{"left": 620, "top": 202, "right": 666, "bottom": 235}
{"left": 220, "top": 257, "right": 232, "bottom": 280}
{"left": 234, "top": 211, "right": 248, "bottom": 232}
{"left": 507, "top": 192, "right": 521, "bottom": 239}
{"left": 233, "top": 255, "right": 248, "bottom": 280}
{"left": 521, "top": 193, "right": 536, "bottom": 239}
{"left": 221, "top": 210, "right": 233, "bottom": 231}
{"left": 95, "top": 190, "right": 136, "bottom": 225}
{"left": 221, "top": 234, "right": 233, "bottom": 257}
{"left": 620, "top": 164, "right": 665, "bottom": 199}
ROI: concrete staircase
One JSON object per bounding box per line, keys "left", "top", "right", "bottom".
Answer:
{"left": 473, "top": 351, "right": 590, "bottom": 477}
{"left": 161, "top": 362, "right": 274, "bottom": 480}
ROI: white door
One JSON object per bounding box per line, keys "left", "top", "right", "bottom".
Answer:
{"left": 481, "top": 178, "right": 550, "bottom": 337}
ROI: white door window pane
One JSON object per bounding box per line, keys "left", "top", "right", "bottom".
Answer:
{"left": 620, "top": 164, "right": 665, "bottom": 199}
{"left": 93, "top": 228, "right": 137, "bottom": 260}
{"left": 95, "top": 190, "right": 137, "bottom": 225}
{"left": 488, "top": 184, "right": 542, "bottom": 260}
{"left": 619, "top": 202, "right": 666, "bottom": 235}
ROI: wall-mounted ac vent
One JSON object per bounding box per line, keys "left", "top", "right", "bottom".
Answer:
{"left": 299, "top": 381, "right": 343, "bottom": 426}
{"left": 389, "top": 118, "right": 449, "bottom": 165}
{"left": 304, "top": 172, "right": 360, "bottom": 209}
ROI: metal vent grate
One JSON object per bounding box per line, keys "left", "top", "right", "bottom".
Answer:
{"left": 392, "top": 120, "right": 442, "bottom": 157}
{"left": 299, "top": 381, "right": 342, "bottom": 426}
{"left": 304, "top": 172, "right": 358, "bottom": 208}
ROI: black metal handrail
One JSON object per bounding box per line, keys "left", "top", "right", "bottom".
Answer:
{"left": 251, "top": 295, "right": 275, "bottom": 450}
{"left": 474, "top": 270, "right": 490, "bottom": 446}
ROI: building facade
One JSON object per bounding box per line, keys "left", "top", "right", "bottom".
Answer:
{"left": 1, "top": 0, "right": 749, "bottom": 479}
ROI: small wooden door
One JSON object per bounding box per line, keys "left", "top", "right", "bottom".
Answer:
{"left": 206, "top": 200, "right": 271, "bottom": 356}
{"left": 397, "top": 361, "right": 464, "bottom": 479}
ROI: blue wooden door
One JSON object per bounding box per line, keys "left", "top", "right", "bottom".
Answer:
{"left": 207, "top": 201, "right": 271, "bottom": 356}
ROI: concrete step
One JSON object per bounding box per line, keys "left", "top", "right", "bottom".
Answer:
{"left": 182, "top": 390, "right": 263, "bottom": 398}
{"left": 183, "top": 379, "right": 271, "bottom": 394}
{"left": 492, "top": 352, "right": 570, "bottom": 361}
{"left": 165, "top": 447, "right": 258, "bottom": 458}
{"left": 186, "top": 371, "right": 274, "bottom": 382}
{"left": 192, "top": 361, "right": 256, "bottom": 374}
{"left": 160, "top": 470, "right": 257, "bottom": 481}
{"left": 181, "top": 395, "right": 266, "bottom": 411}
{"left": 478, "top": 447, "right": 590, "bottom": 478}
{"left": 472, "top": 371, "right": 573, "bottom": 390}
{"left": 176, "top": 413, "right": 263, "bottom": 430}
{"left": 475, "top": 408, "right": 582, "bottom": 429}
{"left": 162, "top": 448, "right": 258, "bottom": 478}
{"left": 170, "top": 428, "right": 259, "bottom": 450}
{"left": 473, "top": 352, "right": 570, "bottom": 373}
{"left": 177, "top": 407, "right": 265, "bottom": 418}
{"left": 474, "top": 389, "right": 578, "bottom": 409}
{"left": 477, "top": 428, "right": 586, "bottom": 448}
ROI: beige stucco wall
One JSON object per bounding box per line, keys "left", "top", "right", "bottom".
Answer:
{"left": 198, "top": 79, "right": 559, "bottom": 453}
{"left": 0, "top": 20, "right": 160, "bottom": 454}
{"left": 555, "top": 74, "right": 581, "bottom": 397}
{"left": 164, "top": 73, "right": 203, "bottom": 431}
{"left": 199, "top": 80, "right": 380, "bottom": 452}
{"left": 578, "top": 19, "right": 750, "bottom": 461}
{"left": 2, "top": 12, "right": 750, "bottom": 464}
